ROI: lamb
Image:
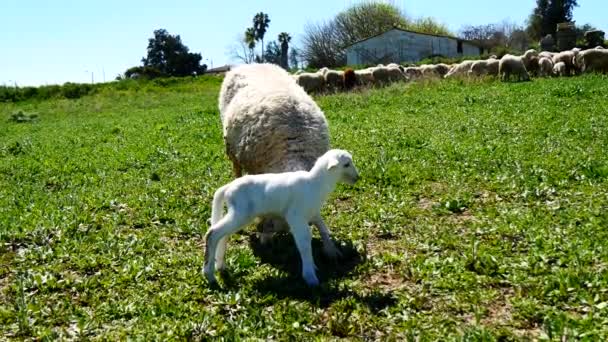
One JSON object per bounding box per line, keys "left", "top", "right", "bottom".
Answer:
{"left": 538, "top": 57, "right": 554, "bottom": 77}
{"left": 552, "top": 51, "right": 576, "bottom": 76}
{"left": 297, "top": 72, "right": 326, "bottom": 93}
{"left": 218, "top": 63, "right": 335, "bottom": 251}
{"left": 498, "top": 54, "right": 530, "bottom": 82}
{"left": 324, "top": 69, "right": 345, "bottom": 90}
{"left": 574, "top": 48, "right": 608, "bottom": 74}
{"left": 539, "top": 51, "right": 555, "bottom": 59}
{"left": 553, "top": 61, "right": 566, "bottom": 77}
{"left": 444, "top": 60, "right": 476, "bottom": 78}
{"left": 204, "top": 149, "right": 360, "bottom": 287}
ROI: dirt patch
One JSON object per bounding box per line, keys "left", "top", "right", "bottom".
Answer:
{"left": 417, "top": 198, "right": 435, "bottom": 210}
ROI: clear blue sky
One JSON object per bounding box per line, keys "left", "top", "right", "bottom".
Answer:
{"left": 1, "top": 0, "right": 606, "bottom": 86}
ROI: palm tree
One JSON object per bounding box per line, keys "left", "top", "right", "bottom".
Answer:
{"left": 278, "top": 32, "right": 291, "bottom": 69}
{"left": 245, "top": 27, "right": 257, "bottom": 63}
{"left": 253, "top": 12, "right": 271, "bottom": 62}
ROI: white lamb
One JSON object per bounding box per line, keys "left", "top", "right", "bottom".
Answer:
{"left": 444, "top": 60, "right": 476, "bottom": 78}
{"left": 204, "top": 149, "right": 360, "bottom": 287}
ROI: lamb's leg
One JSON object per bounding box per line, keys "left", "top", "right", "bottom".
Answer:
{"left": 215, "top": 236, "right": 228, "bottom": 271}
{"left": 286, "top": 215, "right": 319, "bottom": 286}
{"left": 204, "top": 210, "right": 251, "bottom": 284}
{"left": 312, "top": 216, "right": 342, "bottom": 259}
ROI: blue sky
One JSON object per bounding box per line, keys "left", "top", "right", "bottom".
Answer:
{"left": 1, "top": 0, "right": 606, "bottom": 86}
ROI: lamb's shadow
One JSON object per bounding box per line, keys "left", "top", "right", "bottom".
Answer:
{"left": 249, "top": 232, "right": 364, "bottom": 282}
{"left": 237, "top": 233, "right": 395, "bottom": 311}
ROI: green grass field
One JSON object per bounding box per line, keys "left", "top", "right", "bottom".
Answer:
{"left": 2, "top": 75, "right": 608, "bottom": 340}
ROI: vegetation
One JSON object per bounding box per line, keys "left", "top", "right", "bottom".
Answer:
{"left": 2, "top": 74, "right": 608, "bottom": 339}
{"left": 302, "top": 2, "right": 451, "bottom": 68}
{"left": 527, "top": 0, "right": 579, "bottom": 40}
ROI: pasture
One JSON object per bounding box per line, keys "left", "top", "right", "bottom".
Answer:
{"left": 1, "top": 75, "right": 608, "bottom": 340}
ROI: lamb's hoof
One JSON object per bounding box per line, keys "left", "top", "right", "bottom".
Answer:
{"left": 203, "top": 268, "right": 218, "bottom": 286}
{"left": 304, "top": 274, "right": 320, "bottom": 287}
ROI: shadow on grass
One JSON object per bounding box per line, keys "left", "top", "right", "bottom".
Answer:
{"left": 222, "top": 233, "right": 396, "bottom": 311}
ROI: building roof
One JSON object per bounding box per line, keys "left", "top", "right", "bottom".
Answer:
{"left": 205, "top": 65, "right": 232, "bottom": 74}
{"left": 344, "top": 27, "right": 481, "bottom": 50}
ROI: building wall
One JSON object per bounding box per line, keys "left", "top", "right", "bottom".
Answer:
{"left": 346, "top": 29, "right": 481, "bottom": 65}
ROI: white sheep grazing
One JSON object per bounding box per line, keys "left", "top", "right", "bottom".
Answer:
{"left": 204, "top": 149, "right": 360, "bottom": 286}
{"left": 354, "top": 68, "right": 375, "bottom": 86}
{"left": 403, "top": 67, "right": 423, "bottom": 80}
{"left": 574, "top": 48, "right": 608, "bottom": 73}
{"left": 420, "top": 64, "right": 450, "bottom": 78}
{"left": 553, "top": 61, "right": 566, "bottom": 77}
{"left": 324, "top": 70, "right": 345, "bottom": 90}
{"left": 218, "top": 63, "right": 335, "bottom": 251}
{"left": 444, "top": 60, "right": 476, "bottom": 78}
{"left": 297, "top": 72, "right": 326, "bottom": 93}
{"left": 539, "top": 51, "right": 555, "bottom": 59}
{"left": 538, "top": 57, "right": 554, "bottom": 77}
{"left": 499, "top": 54, "right": 530, "bottom": 82}
{"left": 371, "top": 65, "right": 405, "bottom": 85}
{"left": 552, "top": 51, "right": 576, "bottom": 76}
{"left": 595, "top": 46, "right": 605, "bottom": 50}
{"left": 469, "top": 58, "right": 499, "bottom": 77}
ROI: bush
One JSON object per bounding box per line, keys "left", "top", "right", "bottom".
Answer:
{"left": 61, "top": 82, "right": 94, "bottom": 99}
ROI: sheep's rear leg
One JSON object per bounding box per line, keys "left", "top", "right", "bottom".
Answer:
{"left": 204, "top": 211, "right": 251, "bottom": 284}
{"left": 286, "top": 216, "right": 319, "bottom": 286}
{"left": 312, "top": 216, "right": 342, "bottom": 259}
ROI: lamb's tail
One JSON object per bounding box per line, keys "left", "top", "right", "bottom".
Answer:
{"left": 211, "top": 185, "right": 228, "bottom": 226}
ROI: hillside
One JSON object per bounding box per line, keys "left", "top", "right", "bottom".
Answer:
{"left": 1, "top": 75, "right": 608, "bottom": 339}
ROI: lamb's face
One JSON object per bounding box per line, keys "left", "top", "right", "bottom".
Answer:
{"left": 327, "top": 150, "right": 359, "bottom": 185}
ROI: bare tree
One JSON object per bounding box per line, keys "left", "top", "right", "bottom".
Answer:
{"left": 301, "top": 21, "right": 343, "bottom": 68}
{"left": 228, "top": 34, "right": 256, "bottom": 64}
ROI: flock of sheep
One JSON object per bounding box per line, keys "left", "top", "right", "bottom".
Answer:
{"left": 206, "top": 44, "right": 607, "bottom": 285}
{"left": 292, "top": 46, "right": 608, "bottom": 93}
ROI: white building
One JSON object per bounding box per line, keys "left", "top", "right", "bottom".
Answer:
{"left": 345, "top": 28, "right": 483, "bottom": 65}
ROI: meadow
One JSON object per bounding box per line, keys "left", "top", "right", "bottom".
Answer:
{"left": 1, "top": 74, "right": 608, "bottom": 340}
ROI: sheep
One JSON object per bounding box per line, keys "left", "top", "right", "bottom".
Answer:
{"left": 595, "top": 46, "right": 605, "bottom": 50}
{"left": 420, "top": 64, "right": 450, "bottom": 78}
{"left": 444, "top": 60, "right": 476, "bottom": 78}
{"left": 324, "top": 69, "right": 344, "bottom": 90}
{"left": 552, "top": 51, "right": 576, "bottom": 76}
{"left": 469, "top": 58, "right": 499, "bottom": 77}
{"left": 403, "top": 67, "right": 423, "bottom": 80}
{"left": 553, "top": 61, "right": 567, "bottom": 77}
{"left": 371, "top": 65, "right": 405, "bottom": 85}
{"left": 574, "top": 48, "right": 608, "bottom": 74}
{"left": 498, "top": 54, "right": 530, "bottom": 82}
{"left": 343, "top": 68, "right": 357, "bottom": 89}
{"left": 218, "top": 63, "right": 335, "bottom": 251}
{"left": 354, "top": 68, "right": 375, "bottom": 86}
{"left": 538, "top": 57, "right": 554, "bottom": 77}
{"left": 539, "top": 51, "right": 555, "bottom": 59}
{"left": 204, "top": 149, "right": 360, "bottom": 287}
{"left": 297, "top": 71, "right": 326, "bottom": 93}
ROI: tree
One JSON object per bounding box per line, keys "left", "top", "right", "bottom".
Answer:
{"left": 278, "top": 32, "right": 291, "bottom": 69}
{"left": 253, "top": 12, "right": 271, "bottom": 62}
{"left": 289, "top": 47, "right": 300, "bottom": 70}
{"left": 141, "top": 29, "right": 207, "bottom": 76}
{"left": 459, "top": 20, "right": 529, "bottom": 52}
{"left": 526, "top": 0, "right": 579, "bottom": 40}
{"left": 263, "top": 41, "right": 282, "bottom": 65}
{"left": 228, "top": 33, "right": 256, "bottom": 64}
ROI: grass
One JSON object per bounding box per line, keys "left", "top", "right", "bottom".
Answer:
{"left": 1, "top": 74, "right": 608, "bottom": 340}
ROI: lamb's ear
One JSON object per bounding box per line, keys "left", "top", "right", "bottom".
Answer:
{"left": 327, "top": 157, "right": 340, "bottom": 170}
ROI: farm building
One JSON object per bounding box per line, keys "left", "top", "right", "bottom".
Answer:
{"left": 345, "top": 28, "right": 483, "bottom": 65}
